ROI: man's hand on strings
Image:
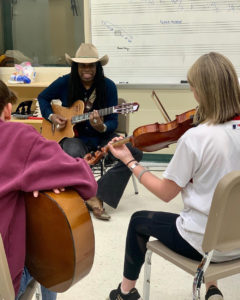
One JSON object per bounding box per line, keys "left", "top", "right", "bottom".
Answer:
{"left": 89, "top": 110, "right": 105, "bottom": 132}
{"left": 50, "top": 114, "right": 67, "bottom": 130}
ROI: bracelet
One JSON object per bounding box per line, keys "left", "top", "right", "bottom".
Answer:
{"left": 126, "top": 159, "right": 136, "bottom": 167}
{"left": 137, "top": 169, "right": 150, "bottom": 183}
{"left": 129, "top": 162, "right": 139, "bottom": 171}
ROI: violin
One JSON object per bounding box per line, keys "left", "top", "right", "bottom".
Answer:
{"left": 84, "top": 91, "right": 197, "bottom": 165}
{"left": 126, "top": 107, "right": 196, "bottom": 152}
{"left": 84, "top": 107, "right": 196, "bottom": 165}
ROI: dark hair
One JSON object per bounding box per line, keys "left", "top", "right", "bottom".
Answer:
{"left": 0, "top": 80, "right": 17, "bottom": 114}
{"left": 67, "top": 62, "right": 107, "bottom": 109}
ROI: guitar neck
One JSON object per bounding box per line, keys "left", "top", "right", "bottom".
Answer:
{"left": 72, "top": 107, "right": 115, "bottom": 124}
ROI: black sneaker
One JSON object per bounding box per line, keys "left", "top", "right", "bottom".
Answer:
{"left": 108, "top": 283, "right": 142, "bottom": 300}
{"left": 205, "top": 285, "right": 223, "bottom": 300}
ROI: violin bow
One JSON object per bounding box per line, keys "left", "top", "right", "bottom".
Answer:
{"left": 151, "top": 90, "right": 171, "bottom": 122}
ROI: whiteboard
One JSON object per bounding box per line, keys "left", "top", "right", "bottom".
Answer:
{"left": 90, "top": 0, "right": 240, "bottom": 85}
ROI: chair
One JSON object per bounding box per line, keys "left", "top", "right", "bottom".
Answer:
{"left": 0, "top": 234, "right": 15, "bottom": 300}
{"left": 116, "top": 98, "right": 130, "bottom": 137}
{"left": 19, "top": 281, "right": 41, "bottom": 300}
{"left": 143, "top": 170, "right": 240, "bottom": 300}
{"left": 0, "top": 234, "right": 41, "bottom": 300}
{"left": 92, "top": 98, "right": 139, "bottom": 194}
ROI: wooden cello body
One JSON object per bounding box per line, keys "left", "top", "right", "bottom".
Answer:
{"left": 25, "top": 189, "right": 94, "bottom": 292}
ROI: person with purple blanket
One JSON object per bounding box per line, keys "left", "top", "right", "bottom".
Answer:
{"left": 0, "top": 79, "right": 97, "bottom": 300}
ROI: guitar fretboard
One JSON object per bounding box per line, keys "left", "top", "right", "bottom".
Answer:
{"left": 72, "top": 106, "right": 115, "bottom": 124}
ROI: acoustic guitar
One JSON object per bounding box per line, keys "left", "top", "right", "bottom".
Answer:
{"left": 41, "top": 100, "right": 139, "bottom": 142}
{"left": 25, "top": 189, "right": 94, "bottom": 292}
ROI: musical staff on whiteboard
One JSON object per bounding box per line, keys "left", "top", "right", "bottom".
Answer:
{"left": 91, "top": 0, "right": 240, "bottom": 84}
{"left": 101, "top": 20, "right": 133, "bottom": 42}
{"left": 93, "top": 21, "right": 240, "bottom": 37}
{"left": 91, "top": 0, "right": 240, "bottom": 15}
{"left": 97, "top": 44, "right": 240, "bottom": 57}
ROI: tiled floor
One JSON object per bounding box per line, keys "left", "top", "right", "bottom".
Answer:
{"left": 56, "top": 170, "right": 240, "bottom": 300}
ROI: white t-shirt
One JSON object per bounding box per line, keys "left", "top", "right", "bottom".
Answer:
{"left": 163, "top": 120, "right": 240, "bottom": 262}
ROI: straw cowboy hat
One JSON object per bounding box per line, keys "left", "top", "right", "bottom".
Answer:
{"left": 65, "top": 43, "right": 109, "bottom": 66}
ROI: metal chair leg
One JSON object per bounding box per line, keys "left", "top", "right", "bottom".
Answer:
{"left": 193, "top": 251, "right": 213, "bottom": 300}
{"left": 19, "top": 280, "right": 41, "bottom": 300}
{"left": 143, "top": 249, "right": 153, "bottom": 300}
{"left": 132, "top": 174, "right": 139, "bottom": 194}
{"left": 35, "top": 283, "right": 42, "bottom": 300}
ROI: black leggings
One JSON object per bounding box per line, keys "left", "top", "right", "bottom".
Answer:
{"left": 123, "top": 211, "right": 203, "bottom": 280}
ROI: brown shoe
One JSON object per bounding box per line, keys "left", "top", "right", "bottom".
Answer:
{"left": 92, "top": 207, "right": 111, "bottom": 221}
{"left": 86, "top": 197, "right": 111, "bottom": 221}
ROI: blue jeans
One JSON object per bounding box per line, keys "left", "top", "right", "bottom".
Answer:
{"left": 16, "top": 267, "right": 57, "bottom": 300}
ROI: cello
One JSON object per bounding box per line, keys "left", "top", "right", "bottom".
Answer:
{"left": 25, "top": 189, "right": 94, "bottom": 292}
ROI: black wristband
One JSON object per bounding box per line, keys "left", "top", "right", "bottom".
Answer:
{"left": 126, "top": 159, "right": 136, "bottom": 167}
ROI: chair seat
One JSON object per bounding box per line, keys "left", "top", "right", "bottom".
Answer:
{"left": 147, "top": 240, "right": 240, "bottom": 282}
